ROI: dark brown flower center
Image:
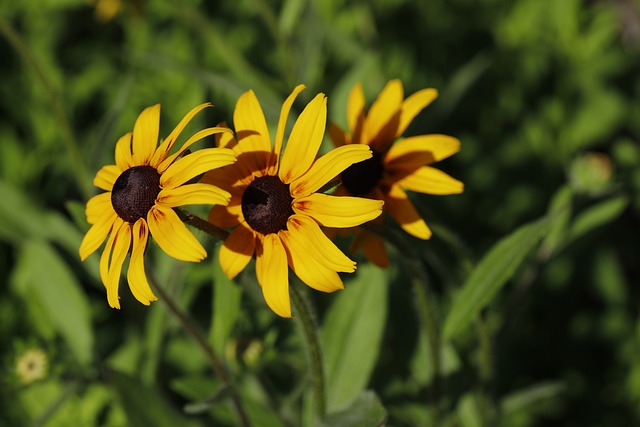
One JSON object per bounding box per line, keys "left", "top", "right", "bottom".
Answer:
{"left": 242, "top": 175, "right": 293, "bottom": 234}
{"left": 111, "top": 165, "right": 161, "bottom": 223}
{"left": 341, "top": 150, "right": 384, "bottom": 196}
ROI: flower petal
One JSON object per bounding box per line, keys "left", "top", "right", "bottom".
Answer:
{"left": 126, "top": 219, "right": 157, "bottom": 305}
{"left": 219, "top": 221, "right": 256, "bottom": 279}
{"left": 328, "top": 122, "right": 349, "bottom": 147}
{"left": 365, "top": 80, "right": 403, "bottom": 151}
{"left": 114, "top": 132, "right": 133, "bottom": 171}
{"left": 94, "top": 165, "right": 120, "bottom": 191}
{"left": 106, "top": 221, "right": 132, "bottom": 309}
{"left": 385, "top": 135, "right": 461, "bottom": 173}
{"left": 132, "top": 104, "right": 160, "bottom": 165}
{"left": 208, "top": 190, "right": 244, "bottom": 228}
{"left": 157, "top": 126, "right": 234, "bottom": 173}
{"left": 160, "top": 148, "right": 236, "bottom": 189}
{"left": 157, "top": 183, "right": 231, "bottom": 208}
{"left": 385, "top": 184, "right": 432, "bottom": 239}
{"left": 290, "top": 144, "right": 372, "bottom": 197}
{"left": 293, "top": 193, "right": 383, "bottom": 228}
{"left": 100, "top": 216, "right": 124, "bottom": 290}
{"left": 215, "top": 123, "right": 238, "bottom": 149}
{"left": 351, "top": 230, "right": 389, "bottom": 268}
{"left": 268, "top": 84, "right": 306, "bottom": 175}
{"left": 279, "top": 229, "right": 346, "bottom": 293}
{"left": 395, "top": 166, "right": 464, "bottom": 195}
{"left": 233, "top": 90, "right": 272, "bottom": 175}
{"left": 79, "top": 209, "right": 117, "bottom": 260}
{"left": 396, "top": 88, "right": 438, "bottom": 138}
{"left": 286, "top": 214, "right": 355, "bottom": 272}
{"left": 347, "top": 82, "right": 366, "bottom": 142}
{"left": 278, "top": 93, "right": 327, "bottom": 184}
{"left": 86, "top": 192, "right": 112, "bottom": 224}
{"left": 256, "top": 234, "right": 291, "bottom": 318}
{"left": 147, "top": 205, "right": 206, "bottom": 262}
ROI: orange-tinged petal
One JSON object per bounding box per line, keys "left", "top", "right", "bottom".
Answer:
{"left": 385, "top": 184, "right": 432, "bottom": 239}
{"left": 286, "top": 214, "right": 355, "bottom": 272}
{"left": 395, "top": 166, "right": 464, "bottom": 195}
{"left": 290, "top": 144, "right": 372, "bottom": 197}
{"left": 201, "top": 162, "right": 251, "bottom": 189}
{"left": 79, "top": 210, "right": 117, "bottom": 260}
{"left": 328, "top": 122, "right": 349, "bottom": 147}
{"left": 279, "top": 229, "right": 345, "bottom": 293}
{"left": 147, "top": 205, "right": 206, "bottom": 262}
{"left": 347, "top": 82, "right": 366, "bottom": 141}
{"left": 396, "top": 88, "right": 438, "bottom": 138}
{"left": 293, "top": 193, "right": 383, "bottom": 228}
{"left": 106, "top": 221, "right": 132, "bottom": 309}
{"left": 100, "top": 216, "right": 124, "bottom": 289}
{"left": 385, "top": 135, "right": 460, "bottom": 173}
{"left": 160, "top": 147, "right": 236, "bottom": 189}
{"left": 256, "top": 234, "right": 291, "bottom": 318}
{"left": 86, "top": 192, "right": 112, "bottom": 224}
{"left": 157, "top": 126, "right": 234, "bottom": 173}
{"left": 132, "top": 104, "right": 160, "bottom": 165}
{"left": 94, "top": 165, "right": 120, "bottom": 191}
{"left": 150, "top": 103, "right": 211, "bottom": 167}
{"left": 208, "top": 191, "right": 244, "bottom": 228}
{"left": 351, "top": 230, "right": 389, "bottom": 268}
{"left": 279, "top": 93, "right": 327, "bottom": 184}
{"left": 157, "top": 183, "right": 231, "bottom": 208}
{"left": 219, "top": 221, "right": 255, "bottom": 279}
{"left": 126, "top": 219, "right": 157, "bottom": 305}
{"left": 268, "top": 84, "right": 306, "bottom": 175}
{"left": 365, "top": 80, "right": 403, "bottom": 150}
{"left": 114, "top": 132, "right": 133, "bottom": 171}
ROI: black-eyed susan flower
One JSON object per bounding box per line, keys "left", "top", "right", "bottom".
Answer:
{"left": 79, "top": 104, "right": 236, "bottom": 308}
{"left": 329, "top": 79, "right": 464, "bottom": 267}
{"left": 201, "top": 85, "right": 383, "bottom": 318}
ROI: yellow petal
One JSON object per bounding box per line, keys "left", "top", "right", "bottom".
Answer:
{"left": 286, "top": 214, "right": 355, "bottom": 272}
{"left": 215, "top": 122, "right": 237, "bottom": 149}
{"left": 157, "top": 183, "right": 231, "bottom": 208}
{"left": 114, "top": 132, "right": 133, "bottom": 171}
{"left": 201, "top": 161, "right": 252, "bottom": 189}
{"left": 278, "top": 93, "right": 327, "bottom": 184}
{"left": 157, "top": 126, "right": 234, "bottom": 173}
{"left": 396, "top": 88, "right": 438, "bottom": 138}
{"left": 147, "top": 205, "right": 206, "bottom": 262}
{"left": 364, "top": 80, "right": 403, "bottom": 150}
{"left": 160, "top": 148, "right": 236, "bottom": 189}
{"left": 395, "top": 166, "right": 464, "bottom": 195}
{"left": 94, "top": 165, "right": 120, "bottom": 191}
{"left": 106, "top": 221, "right": 132, "bottom": 309}
{"left": 86, "top": 192, "right": 112, "bottom": 224}
{"left": 100, "top": 216, "right": 124, "bottom": 290}
{"left": 268, "top": 84, "right": 306, "bottom": 175}
{"left": 351, "top": 230, "right": 389, "bottom": 268}
{"left": 132, "top": 104, "right": 160, "bottom": 165}
{"left": 256, "top": 234, "right": 291, "bottom": 318}
{"left": 126, "top": 219, "right": 158, "bottom": 305}
{"left": 292, "top": 193, "right": 383, "bottom": 228}
{"left": 385, "top": 184, "right": 432, "bottom": 239}
{"left": 233, "top": 90, "right": 272, "bottom": 175}
{"left": 290, "top": 145, "right": 372, "bottom": 197}
{"left": 79, "top": 210, "right": 117, "bottom": 260}
{"left": 279, "top": 229, "right": 346, "bottom": 293}
{"left": 385, "top": 135, "right": 460, "bottom": 173}
{"left": 208, "top": 191, "right": 244, "bottom": 228}
{"left": 328, "top": 122, "right": 349, "bottom": 147}
{"left": 219, "top": 221, "right": 256, "bottom": 279}
{"left": 150, "top": 103, "right": 211, "bottom": 167}
{"left": 347, "top": 82, "right": 366, "bottom": 141}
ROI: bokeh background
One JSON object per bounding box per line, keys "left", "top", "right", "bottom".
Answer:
{"left": 1, "top": 0, "right": 640, "bottom": 426}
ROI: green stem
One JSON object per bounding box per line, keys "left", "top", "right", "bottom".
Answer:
{"left": 365, "top": 223, "right": 441, "bottom": 425}
{"left": 477, "top": 313, "right": 494, "bottom": 427}
{"left": 0, "top": 18, "right": 92, "bottom": 199}
{"left": 176, "top": 208, "right": 230, "bottom": 241}
{"left": 290, "top": 283, "right": 327, "bottom": 421}
{"left": 147, "top": 270, "right": 252, "bottom": 427}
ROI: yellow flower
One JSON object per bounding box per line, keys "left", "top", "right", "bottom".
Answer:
{"left": 201, "top": 85, "right": 383, "bottom": 317}
{"left": 15, "top": 348, "right": 48, "bottom": 384}
{"left": 79, "top": 104, "right": 236, "bottom": 308}
{"left": 329, "top": 80, "right": 464, "bottom": 267}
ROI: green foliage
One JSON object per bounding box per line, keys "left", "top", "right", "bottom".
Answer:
{"left": 1, "top": 0, "right": 639, "bottom": 426}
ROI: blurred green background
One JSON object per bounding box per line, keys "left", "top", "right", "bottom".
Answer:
{"left": 2, "top": 0, "right": 640, "bottom": 426}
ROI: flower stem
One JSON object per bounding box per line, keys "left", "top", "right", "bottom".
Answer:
{"left": 176, "top": 208, "right": 230, "bottom": 240}
{"left": 290, "top": 283, "right": 327, "bottom": 421}
{"left": 365, "top": 223, "right": 442, "bottom": 425}
{"left": 147, "top": 270, "right": 252, "bottom": 427}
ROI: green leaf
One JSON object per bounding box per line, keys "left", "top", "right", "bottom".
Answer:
{"left": 110, "top": 370, "right": 202, "bottom": 427}
{"left": 442, "top": 217, "right": 551, "bottom": 342}
{"left": 17, "top": 239, "right": 94, "bottom": 364}
{"left": 500, "top": 381, "right": 565, "bottom": 415}
{"left": 321, "top": 264, "right": 389, "bottom": 412}
{"left": 209, "top": 247, "right": 242, "bottom": 353}
{"left": 0, "top": 180, "right": 50, "bottom": 243}
{"left": 567, "top": 195, "right": 628, "bottom": 243}
{"left": 321, "top": 391, "right": 387, "bottom": 427}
